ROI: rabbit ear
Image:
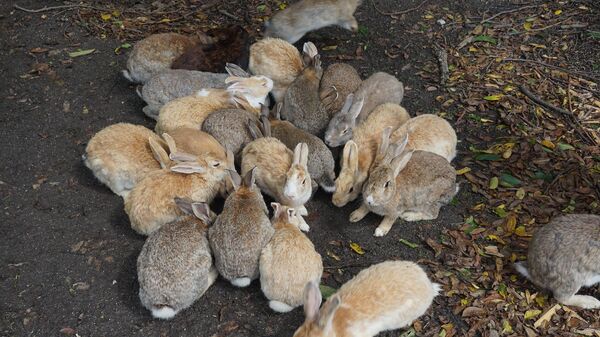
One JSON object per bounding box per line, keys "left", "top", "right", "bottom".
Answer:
{"left": 391, "top": 150, "right": 413, "bottom": 178}
{"left": 228, "top": 169, "right": 241, "bottom": 191}
{"left": 225, "top": 63, "right": 249, "bottom": 77}
{"left": 170, "top": 163, "right": 205, "bottom": 174}
{"left": 163, "top": 133, "right": 198, "bottom": 162}
{"left": 303, "top": 281, "right": 322, "bottom": 322}
{"left": 313, "top": 54, "right": 322, "bottom": 72}
{"left": 342, "top": 141, "right": 359, "bottom": 173}
{"left": 148, "top": 137, "right": 170, "bottom": 169}
{"left": 340, "top": 93, "right": 354, "bottom": 114}
{"left": 317, "top": 295, "right": 341, "bottom": 329}
{"left": 378, "top": 127, "right": 393, "bottom": 158}
{"left": 224, "top": 76, "right": 245, "bottom": 85}
{"left": 302, "top": 42, "right": 318, "bottom": 66}
{"left": 191, "top": 202, "right": 211, "bottom": 223}
{"left": 174, "top": 197, "right": 193, "bottom": 215}
{"left": 260, "top": 103, "right": 270, "bottom": 119}
{"left": 287, "top": 207, "right": 296, "bottom": 219}
{"left": 272, "top": 103, "right": 283, "bottom": 120}
{"left": 299, "top": 143, "right": 309, "bottom": 168}
{"left": 247, "top": 120, "right": 263, "bottom": 140}
{"left": 293, "top": 143, "right": 303, "bottom": 166}
{"left": 348, "top": 97, "right": 364, "bottom": 121}
{"left": 242, "top": 167, "right": 257, "bottom": 187}
{"left": 226, "top": 149, "right": 235, "bottom": 169}
{"left": 260, "top": 115, "right": 271, "bottom": 137}
{"left": 270, "top": 202, "right": 281, "bottom": 216}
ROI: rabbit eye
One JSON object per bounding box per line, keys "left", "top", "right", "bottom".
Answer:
{"left": 302, "top": 179, "right": 306, "bottom": 185}
{"left": 349, "top": 186, "right": 354, "bottom": 193}
{"left": 342, "top": 129, "right": 348, "bottom": 134}
{"left": 212, "top": 162, "right": 221, "bottom": 168}
{"left": 384, "top": 181, "right": 390, "bottom": 188}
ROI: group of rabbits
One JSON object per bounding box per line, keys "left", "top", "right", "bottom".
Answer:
{"left": 82, "top": 0, "right": 599, "bottom": 335}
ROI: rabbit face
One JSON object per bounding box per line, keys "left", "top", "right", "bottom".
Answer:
{"left": 324, "top": 113, "right": 354, "bottom": 147}
{"left": 339, "top": 17, "right": 359, "bottom": 32}
{"left": 362, "top": 165, "right": 396, "bottom": 210}
{"left": 332, "top": 168, "right": 361, "bottom": 207}
{"left": 283, "top": 164, "right": 312, "bottom": 204}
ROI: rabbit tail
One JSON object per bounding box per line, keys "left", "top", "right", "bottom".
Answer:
{"left": 514, "top": 262, "right": 531, "bottom": 280}
{"left": 319, "top": 173, "right": 336, "bottom": 193}
{"left": 151, "top": 305, "right": 177, "bottom": 320}
{"left": 122, "top": 69, "right": 135, "bottom": 82}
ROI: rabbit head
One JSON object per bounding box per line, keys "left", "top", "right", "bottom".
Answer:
{"left": 270, "top": 202, "right": 301, "bottom": 228}
{"left": 174, "top": 197, "right": 214, "bottom": 225}
{"left": 226, "top": 75, "right": 273, "bottom": 109}
{"left": 293, "top": 281, "right": 341, "bottom": 337}
{"left": 362, "top": 134, "right": 412, "bottom": 209}
{"left": 339, "top": 16, "right": 359, "bottom": 32}
{"left": 229, "top": 166, "right": 260, "bottom": 193}
{"left": 283, "top": 143, "right": 312, "bottom": 204}
{"left": 332, "top": 141, "right": 361, "bottom": 207}
{"left": 324, "top": 94, "right": 364, "bottom": 147}
{"left": 301, "top": 42, "right": 323, "bottom": 79}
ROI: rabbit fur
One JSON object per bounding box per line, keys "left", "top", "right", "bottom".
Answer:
{"left": 137, "top": 198, "right": 216, "bottom": 319}
{"left": 319, "top": 63, "right": 362, "bottom": 114}
{"left": 293, "top": 260, "right": 440, "bottom": 337}
{"left": 259, "top": 203, "right": 323, "bottom": 312}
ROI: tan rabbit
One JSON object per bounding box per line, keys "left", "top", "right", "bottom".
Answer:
{"left": 124, "top": 139, "right": 231, "bottom": 236}
{"left": 137, "top": 198, "right": 216, "bottom": 319}
{"left": 155, "top": 75, "right": 273, "bottom": 135}
{"left": 264, "top": 0, "right": 361, "bottom": 44}
{"left": 248, "top": 37, "right": 304, "bottom": 103}
{"left": 332, "top": 102, "right": 410, "bottom": 207}
{"left": 83, "top": 123, "right": 166, "bottom": 198}
{"left": 259, "top": 203, "right": 323, "bottom": 313}
{"left": 515, "top": 214, "right": 600, "bottom": 309}
{"left": 319, "top": 63, "right": 362, "bottom": 113}
{"left": 293, "top": 261, "right": 440, "bottom": 337}
{"left": 122, "top": 33, "right": 204, "bottom": 84}
{"left": 241, "top": 117, "right": 313, "bottom": 231}
{"left": 209, "top": 169, "right": 274, "bottom": 287}
{"left": 388, "top": 114, "right": 457, "bottom": 162}
{"left": 354, "top": 136, "right": 458, "bottom": 237}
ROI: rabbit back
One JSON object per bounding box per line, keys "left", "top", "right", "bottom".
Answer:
{"left": 260, "top": 225, "right": 323, "bottom": 308}
{"left": 202, "top": 108, "right": 260, "bottom": 162}
{"left": 155, "top": 94, "right": 231, "bottom": 135}
{"left": 284, "top": 74, "right": 331, "bottom": 136}
{"left": 125, "top": 33, "right": 196, "bottom": 83}
{"left": 209, "top": 192, "right": 273, "bottom": 281}
{"left": 354, "top": 72, "right": 404, "bottom": 124}
{"left": 525, "top": 214, "right": 600, "bottom": 294}
{"left": 167, "top": 128, "right": 227, "bottom": 162}
{"left": 84, "top": 123, "right": 163, "bottom": 197}
{"left": 140, "top": 69, "right": 228, "bottom": 119}
{"left": 391, "top": 114, "right": 457, "bottom": 162}
{"left": 320, "top": 63, "right": 362, "bottom": 113}
{"left": 137, "top": 217, "right": 213, "bottom": 316}
{"left": 241, "top": 138, "right": 293, "bottom": 200}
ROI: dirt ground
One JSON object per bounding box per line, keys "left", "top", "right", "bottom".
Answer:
{"left": 1, "top": 1, "right": 598, "bottom": 337}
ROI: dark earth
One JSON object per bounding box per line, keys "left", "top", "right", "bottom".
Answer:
{"left": 1, "top": 1, "right": 598, "bottom": 337}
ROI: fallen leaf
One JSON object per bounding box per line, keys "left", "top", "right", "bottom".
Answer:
{"left": 322, "top": 45, "right": 338, "bottom": 51}
{"left": 349, "top": 242, "right": 365, "bottom": 255}
{"left": 100, "top": 13, "right": 111, "bottom": 21}
{"left": 540, "top": 139, "right": 555, "bottom": 150}
{"left": 483, "top": 94, "right": 503, "bottom": 101}
{"left": 476, "top": 153, "right": 501, "bottom": 161}
{"left": 484, "top": 245, "right": 504, "bottom": 257}
{"left": 399, "top": 238, "right": 419, "bottom": 248}
{"left": 456, "top": 167, "right": 471, "bottom": 175}
{"left": 499, "top": 173, "right": 521, "bottom": 187}
{"left": 69, "top": 49, "right": 96, "bottom": 58}
{"left": 515, "top": 226, "right": 529, "bottom": 237}
{"left": 30, "top": 47, "right": 49, "bottom": 53}
{"left": 534, "top": 304, "right": 560, "bottom": 328}
{"left": 557, "top": 142, "right": 575, "bottom": 150}
{"left": 462, "top": 306, "right": 486, "bottom": 317}
{"left": 516, "top": 188, "right": 526, "bottom": 200}
{"left": 489, "top": 177, "right": 499, "bottom": 189}
{"left": 319, "top": 284, "right": 337, "bottom": 299}
{"left": 524, "top": 309, "right": 542, "bottom": 320}
{"left": 473, "top": 35, "right": 497, "bottom": 44}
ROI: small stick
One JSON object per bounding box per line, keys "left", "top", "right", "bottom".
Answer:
{"left": 14, "top": 4, "right": 80, "bottom": 12}
{"left": 371, "top": 0, "right": 428, "bottom": 17}
{"left": 219, "top": 9, "right": 240, "bottom": 21}
{"left": 324, "top": 263, "right": 371, "bottom": 270}
{"left": 480, "top": 4, "right": 542, "bottom": 24}
{"left": 518, "top": 85, "right": 571, "bottom": 116}
{"left": 434, "top": 44, "right": 449, "bottom": 86}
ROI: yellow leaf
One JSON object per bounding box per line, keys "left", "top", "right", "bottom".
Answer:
{"left": 468, "top": 46, "right": 478, "bottom": 52}
{"left": 529, "top": 43, "right": 547, "bottom": 49}
{"left": 456, "top": 167, "right": 471, "bottom": 175}
{"left": 506, "top": 214, "right": 517, "bottom": 233}
{"left": 515, "top": 226, "right": 529, "bottom": 237}
{"left": 502, "top": 148, "right": 512, "bottom": 159}
{"left": 101, "top": 13, "right": 112, "bottom": 21}
{"left": 472, "top": 203, "right": 485, "bottom": 211}
{"left": 424, "top": 14, "right": 434, "bottom": 19}
{"left": 160, "top": 18, "right": 171, "bottom": 23}
{"left": 349, "top": 242, "right": 365, "bottom": 255}
{"left": 525, "top": 309, "right": 542, "bottom": 320}
{"left": 516, "top": 188, "right": 526, "bottom": 200}
{"left": 502, "top": 320, "right": 513, "bottom": 334}
{"left": 483, "top": 94, "right": 503, "bottom": 101}
{"left": 541, "top": 139, "right": 555, "bottom": 149}
{"left": 460, "top": 298, "right": 469, "bottom": 306}
{"left": 524, "top": 22, "right": 533, "bottom": 30}
{"left": 534, "top": 304, "right": 560, "bottom": 328}
{"left": 112, "top": 10, "right": 121, "bottom": 17}
{"left": 279, "top": 3, "right": 287, "bottom": 10}
{"left": 554, "top": 9, "right": 562, "bottom": 15}
{"left": 489, "top": 177, "right": 499, "bottom": 189}
{"left": 535, "top": 294, "right": 547, "bottom": 307}
{"left": 503, "top": 85, "right": 515, "bottom": 92}
{"left": 322, "top": 45, "right": 338, "bottom": 51}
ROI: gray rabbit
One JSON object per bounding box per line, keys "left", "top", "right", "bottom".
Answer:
{"left": 208, "top": 169, "right": 274, "bottom": 287}
{"left": 201, "top": 108, "right": 260, "bottom": 163}
{"left": 515, "top": 214, "right": 600, "bottom": 309}
{"left": 137, "top": 198, "right": 216, "bottom": 319}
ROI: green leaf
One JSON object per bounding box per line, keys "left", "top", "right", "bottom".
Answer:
{"left": 358, "top": 26, "right": 368, "bottom": 36}
{"left": 398, "top": 238, "right": 419, "bottom": 248}
{"left": 319, "top": 284, "right": 337, "bottom": 299}
{"left": 399, "top": 328, "right": 417, "bottom": 337}
{"left": 557, "top": 142, "right": 575, "bottom": 151}
{"left": 114, "top": 43, "right": 132, "bottom": 55}
{"left": 588, "top": 31, "right": 600, "bottom": 39}
{"left": 464, "top": 216, "right": 479, "bottom": 234}
{"left": 489, "top": 177, "right": 499, "bottom": 189}
{"left": 483, "top": 94, "right": 503, "bottom": 101}
{"left": 473, "top": 35, "right": 498, "bottom": 44}
{"left": 69, "top": 49, "right": 96, "bottom": 58}
{"left": 475, "top": 153, "right": 501, "bottom": 161}
{"left": 256, "top": 4, "right": 267, "bottom": 12}
{"left": 533, "top": 171, "right": 553, "bottom": 182}
{"left": 499, "top": 173, "right": 521, "bottom": 187}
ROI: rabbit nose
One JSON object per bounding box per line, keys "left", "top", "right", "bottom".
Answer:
{"left": 366, "top": 195, "right": 374, "bottom": 205}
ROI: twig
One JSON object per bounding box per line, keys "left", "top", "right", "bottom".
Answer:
{"left": 371, "top": 0, "right": 428, "bottom": 17}
{"left": 434, "top": 44, "right": 449, "bottom": 86}
{"left": 14, "top": 3, "right": 80, "bottom": 12}
{"left": 502, "top": 58, "right": 600, "bottom": 83}
{"left": 218, "top": 9, "right": 240, "bottom": 21}
{"left": 324, "top": 263, "right": 371, "bottom": 270}
{"left": 480, "top": 4, "right": 543, "bottom": 24}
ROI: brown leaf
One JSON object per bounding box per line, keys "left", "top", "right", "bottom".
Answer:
{"left": 462, "top": 306, "right": 486, "bottom": 317}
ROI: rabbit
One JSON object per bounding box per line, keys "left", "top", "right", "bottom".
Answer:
{"left": 319, "top": 63, "right": 362, "bottom": 113}
{"left": 124, "top": 138, "right": 233, "bottom": 236}
{"left": 137, "top": 63, "right": 249, "bottom": 119}
{"left": 171, "top": 25, "right": 251, "bottom": 72}
{"left": 83, "top": 123, "right": 166, "bottom": 198}
{"left": 208, "top": 169, "right": 274, "bottom": 287}
{"left": 155, "top": 74, "right": 273, "bottom": 135}
{"left": 325, "top": 72, "right": 404, "bottom": 147}
{"left": 201, "top": 108, "right": 260, "bottom": 163}
{"left": 137, "top": 198, "right": 217, "bottom": 320}
{"left": 248, "top": 37, "right": 304, "bottom": 103}
{"left": 122, "top": 33, "right": 211, "bottom": 84}
{"left": 166, "top": 128, "right": 227, "bottom": 164}
{"left": 269, "top": 104, "right": 336, "bottom": 193}
{"left": 241, "top": 116, "right": 313, "bottom": 231}
{"left": 387, "top": 114, "right": 457, "bottom": 162}
{"left": 259, "top": 202, "right": 323, "bottom": 313}
{"left": 293, "top": 260, "right": 440, "bottom": 337}
{"left": 281, "top": 42, "right": 336, "bottom": 137}
{"left": 332, "top": 101, "right": 410, "bottom": 207}
{"left": 354, "top": 136, "right": 458, "bottom": 237}
{"left": 264, "top": 0, "right": 362, "bottom": 44}
{"left": 514, "top": 214, "right": 600, "bottom": 309}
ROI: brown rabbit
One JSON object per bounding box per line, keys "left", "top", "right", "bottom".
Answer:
{"left": 293, "top": 261, "right": 440, "bottom": 337}
{"left": 319, "top": 63, "right": 362, "bottom": 113}
{"left": 515, "top": 214, "right": 600, "bottom": 309}
{"left": 248, "top": 37, "right": 304, "bottom": 103}
{"left": 388, "top": 114, "right": 457, "bottom": 162}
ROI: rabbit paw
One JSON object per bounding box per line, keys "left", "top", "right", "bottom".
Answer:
{"left": 561, "top": 295, "right": 600, "bottom": 309}
{"left": 297, "top": 206, "right": 308, "bottom": 216}
{"left": 349, "top": 210, "right": 366, "bottom": 222}
{"left": 298, "top": 218, "right": 310, "bottom": 232}
{"left": 374, "top": 227, "right": 390, "bottom": 237}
